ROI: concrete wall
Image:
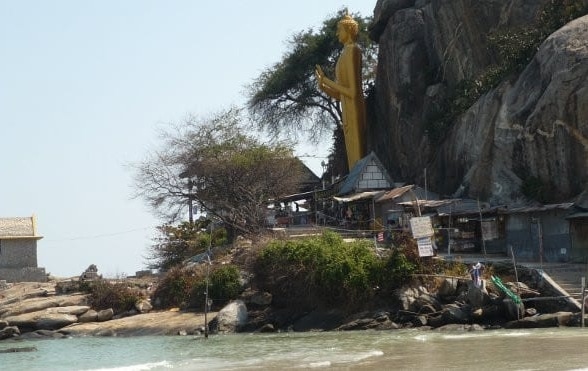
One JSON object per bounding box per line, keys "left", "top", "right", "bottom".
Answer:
{"left": 0, "top": 267, "right": 47, "bottom": 283}
{"left": 0, "top": 238, "right": 46, "bottom": 282}
{"left": 0, "top": 239, "right": 38, "bottom": 268}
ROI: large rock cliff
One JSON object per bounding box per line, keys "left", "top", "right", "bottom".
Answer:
{"left": 368, "top": 0, "right": 588, "bottom": 204}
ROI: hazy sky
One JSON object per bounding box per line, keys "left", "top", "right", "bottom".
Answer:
{"left": 0, "top": 1, "right": 376, "bottom": 278}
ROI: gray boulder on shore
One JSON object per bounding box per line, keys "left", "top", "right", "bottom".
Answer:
{"left": 212, "top": 300, "right": 248, "bottom": 334}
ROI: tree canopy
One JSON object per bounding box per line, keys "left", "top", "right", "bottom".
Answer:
{"left": 246, "top": 9, "right": 376, "bottom": 146}
{"left": 145, "top": 219, "right": 227, "bottom": 271}
{"left": 132, "top": 108, "right": 304, "bottom": 236}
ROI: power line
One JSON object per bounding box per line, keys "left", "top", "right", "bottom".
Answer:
{"left": 42, "top": 226, "right": 156, "bottom": 242}
{"left": 297, "top": 154, "right": 328, "bottom": 158}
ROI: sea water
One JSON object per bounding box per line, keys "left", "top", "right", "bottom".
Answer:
{"left": 2, "top": 328, "right": 588, "bottom": 370}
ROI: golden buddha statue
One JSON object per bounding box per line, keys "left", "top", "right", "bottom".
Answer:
{"left": 316, "top": 12, "right": 366, "bottom": 171}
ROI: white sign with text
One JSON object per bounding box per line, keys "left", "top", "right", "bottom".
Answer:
{"left": 416, "top": 237, "right": 434, "bottom": 257}
{"left": 410, "top": 216, "right": 434, "bottom": 238}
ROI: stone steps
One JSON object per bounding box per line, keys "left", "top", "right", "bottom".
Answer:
{"left": 540, "top": 264, "right": 588, "bottom": 302}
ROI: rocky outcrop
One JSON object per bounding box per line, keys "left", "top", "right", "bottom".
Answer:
{"left": 436, "top": 14, "right": 588, "bottom": 203}
{"left": 369, "top": 0, "right": 588, "bottom": 203}
{"left": 0, "top": 281, "right": 195, "bottom": 339}
{"left": 61, "top": 310, "right": 213, "bottom": 337}
{"left": 4, "top": 307, "right": 87, "bottom": 331}
{"left": 0, "top": 266, "right": 583, "bottom": 340}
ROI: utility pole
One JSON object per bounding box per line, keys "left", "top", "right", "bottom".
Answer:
{"left": 478, "top": 199, "right": 487, "bottom": 259}
{"left": 582, "top": 277, "right": 586, "bottom": 328}
{"left": 204, "top": 222, "right": 213, "bottom": 338}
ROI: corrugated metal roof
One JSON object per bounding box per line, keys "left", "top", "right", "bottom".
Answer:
{"left": 504, "top": 202, "right": 575, "bottom": 214}
{"left": 399, "top": 199, "right": 454, "bottom": 208}
{"left": 333, "top": 191, "right": 385, "bottom": 202}
{"left": 375, "top": 184, "right": 413, "bottom": 202}
{"left": 376, "top": 185, "right": 439, "bottom": 203}
{"left": 435, "top": 199, "right": 494, "bottom": 216}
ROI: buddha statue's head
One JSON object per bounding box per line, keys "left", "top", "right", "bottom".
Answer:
{"left": 337, "top": 12, "right": 359, "bottom": 41}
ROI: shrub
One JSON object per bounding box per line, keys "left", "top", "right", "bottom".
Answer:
{"left": 150, "top": 266, "right": 200, "bottom": 309}
{"left": 82, "top": 280, "right": 142, "bottom": 315}
{"left": 190, "top": 265, "right": 242, "bottom": 310}
{"left": 255, "top": 231, "right": 403, "bottom": 310}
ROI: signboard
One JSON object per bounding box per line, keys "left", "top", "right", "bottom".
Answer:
{"left": 416, "top": 237, "right": 434, "bottom": 257}
{"left": 409, "top": 216, "right": 434, "bottom": 238}
{"left": 481, "top": 220, "right": 498, "bottom": 241}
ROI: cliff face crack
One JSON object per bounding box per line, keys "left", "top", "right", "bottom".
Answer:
{"left": 441, "top": 22, "right": 463, "bottom": 82}
{"left": 555, "top": 120, "right": 588, "bottom": 167}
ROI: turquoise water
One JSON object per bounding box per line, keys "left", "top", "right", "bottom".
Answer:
{"left": 2, "top": 328, "right": 588, "bottom": 370}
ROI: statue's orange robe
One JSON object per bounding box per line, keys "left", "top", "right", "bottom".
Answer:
{"left": 335, "top": 43, "right": 366, "bottom": 170}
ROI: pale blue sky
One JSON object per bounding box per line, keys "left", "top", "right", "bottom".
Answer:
{"left": 0, "top": 1, "right": 376, "bottom": 277}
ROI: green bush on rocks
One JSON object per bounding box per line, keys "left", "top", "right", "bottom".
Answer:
{"left": 81, "top": 280, "right": 142, "bottom": 315}
{"left": 254, "top": 231, "right": 417, "bottom": 311}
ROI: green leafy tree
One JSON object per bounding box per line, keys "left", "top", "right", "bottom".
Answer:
{"left": 133, "top": 108, "right": 304, "bottom": 237}
{"left": 146, "top": 220, "right": 216, "bottom": 271}
{"left": 247, "top": 9, "right": 376, "bottom": 175}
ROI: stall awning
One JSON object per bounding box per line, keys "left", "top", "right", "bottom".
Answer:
{"left": 333, "top": 191, "right": 384, "bottom": 203}
{"left": 566, "top": 212, "right": 588, "bottom": 220}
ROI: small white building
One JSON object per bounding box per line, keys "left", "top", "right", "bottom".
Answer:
{"left": 0, "top": 215, "right": 47, "bottom": 282}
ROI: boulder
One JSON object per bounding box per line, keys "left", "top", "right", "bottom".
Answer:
{"left": 0, "top": 326, "right": 20, "bottom": 340}
{"left": 55, "top": 280, "right": 80, "bottom": 294}
{"left": 338, "top": 318, "right": 376, "bottom": 331}
{"left": 54, "top": 294, "right": 89, "bottom": 307}
{"left": 505, "top": 312, "right": 574, "bottom": 329}
{"left": 438, "top": 278, "right": 460, "bottom": 299}
{"left": 435, "top": 324, "right": 484, "bottom": 332}
{"left": 241, "top": 290, "right": 272, "bottom": 306}
{"left": 256, "top": 324, "right": 275, "bottom": 333}
{"left": 0, "top": 346, "right": 36, "bottom": 353}
{"left": 472, "top": 304, "right": 503, "bottom": 321}
{"left": 215, "top": 300, "right": 248, "bottom": 333}
{"left": 78, "top": 309, "right": 98, "bottom": 323}
{"left": 410, "top": 293, "right": 442, "bottom": 313}
{"left": 412, "top": 315, "right": 428, "bottom": 327}
{"left": 292, "top": 309, "right": 344, "bottom": 332}
{"left": 427, "top": 314, "right": 445, "bottom": 328}
{"left": 397, "top": 283, "right": 431, "bottom": 311}
{"left": 18, "top": 329, "right": 66, "bottom": 339}
{"left": 0, "top": 297, "right": 61, "bottom": 318}
{"left": 0, "top": 294, "right": 88, "bottom": 319}
{"left": 418, "top": 304, "right": 437, "bottom": 315}
{"left": 96, "top": 309, "right": 114, "bottom": 322}
{"left": 5, "top": 311, "right": 78, "bottom": 331}
{"left": 46, "top": 306, "right": 90, "bottom": 316}
{"left": 466, "top": 281, "right": 489, "bottom": 308}
{"left": 135, "top": 300, "right": 152, "bottom": 313}
{"left": 441, "top": 304, "right": 471, "bottom": 324}
{"left": 337, "top": 310, "right": 400, "bottom": 331}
